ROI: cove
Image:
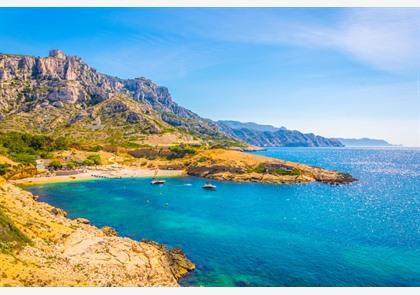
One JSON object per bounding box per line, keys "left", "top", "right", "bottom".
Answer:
{"left": 26, "top": 148, "right": 420, "bottom": 286}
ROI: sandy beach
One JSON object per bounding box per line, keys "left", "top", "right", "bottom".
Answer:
{"left": 11, "top": 166, "right": 185, "bottom": 186}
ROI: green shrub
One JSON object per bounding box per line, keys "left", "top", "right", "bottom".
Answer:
{"left": 39, "top": 151, "right": 53, "bottom": 159}
{"left": 120, "top": 142, "right": 142, "bottom": 149}
{"left": 52, "top": 137, "right": 68, "bottom": 150}
{"left": 0, "top": 163, "right": 10, "bottom": 176}
{"left": 82, "top": 158, "right": 95, "bottom": 166}
{"left": 0, "top": 132, "right": 69, "bottom": 164}
{"left": 48, "top": 160, "right": 63, "bottom": 170}
{"left": 167, "top": 145, "right": 196, "bottom": 159}
{"left": 251, "top": 164, "right": 301, "bottom": 176}
{"left": 252, "top": 164, "right": 267, "bottom": 173}
{"left": 273, "top": 168, "right": 301, "bottom": 176}
{"left": 12, "top": 153, "right": 37, "bottom": 165}
{"left": 86, "top": 154, "right": 101, "bottom": 165}
{"left": 197, "top": 156, "right": 209, "bottom": 163}
{"left": 66, "top": 160, "right": 78, "bottom": 169}
{"left": 88, "top": 145, "right": 103, "bottom": 152}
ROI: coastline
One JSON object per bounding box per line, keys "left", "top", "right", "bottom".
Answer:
{"left": 11, "top": 167, "right": 185, "bottom": 186}
{"left": 0, "top": 177, "right": 195, "bottom": 286}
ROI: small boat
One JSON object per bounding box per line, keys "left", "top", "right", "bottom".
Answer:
{"left": 151, "top": 178, "right": 166, "bottom": 185}
{"left": 202, "top": 183, "right": 216, "bottom": 190}
{"left": 151, "top": 169, "right": 165, "bottom": 185}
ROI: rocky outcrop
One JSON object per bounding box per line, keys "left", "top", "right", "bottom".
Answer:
{"left": 186, "top": 149, "right": 355, "bottom": 184}
{"left": 0, "top": 180, "right": 195, "bottom": 286}
{"left": 218, "top": 120, "right": 343, "bottom": 147}
{"left": 0, "top": 50, "right": 229, "bottom": 141}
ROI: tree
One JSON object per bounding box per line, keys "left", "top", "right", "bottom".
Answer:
{"left": 48, "top": 160, "right": 62, "bottom": 170}
{"left": 66, "top": 160, "right": 78, "bottom": 169}
{"left": 86, "top": 154, "right": 101, "bottom": 165}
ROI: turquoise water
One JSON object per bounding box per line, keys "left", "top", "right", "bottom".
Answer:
{"left": 26, "top": 147, "right": 420, "bottom": 286}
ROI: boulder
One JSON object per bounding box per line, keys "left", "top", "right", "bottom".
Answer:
{"left": 101, "top": 226, "right": 118, "bottom": 237}
{"left": 126, "top": 112, "right": 141, "bottom": 123}
{"left": 50, "top": 207, "right": 67, "bottom": 217}
{"left": 74, "top": 217, "right": 90, "bottom": 224}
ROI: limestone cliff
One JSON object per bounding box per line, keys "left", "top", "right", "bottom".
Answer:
{"left": 0, "top": 178, "right": 195, "bottom": 286}
{"left": 0, "top": 50, "right": 229, "bottom": 143}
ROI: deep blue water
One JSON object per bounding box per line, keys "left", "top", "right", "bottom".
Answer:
{"left": 26, "top": 147, "right": 420, "bottom": 286}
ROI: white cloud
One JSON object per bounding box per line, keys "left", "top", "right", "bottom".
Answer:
{"left": 173, "top": 8, "right": 420, "bottom": 73}
{"left": 299, "top": 9, "right": 420, "bottom": 72}
{"left": 114, "top": 8, "right": 420, "bottom": 74}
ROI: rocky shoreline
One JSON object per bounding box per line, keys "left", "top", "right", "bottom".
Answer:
{"left": 0, "top": 177, "right": 195, "bottom": 286}
{"left": 186, "top": 149, "right": 356, "bottom": 185}
{"left": 0, "top": 148, "right": 356, "bottom": 287}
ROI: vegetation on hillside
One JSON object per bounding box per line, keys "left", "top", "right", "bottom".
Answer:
{"left": 0, "top": 132, "right": 68, "bottom": 165}
{"left": 0, "top": 163, "right": 11, "bottom": 176}
{"left": 167, "top": 145, "right": 196, "bottom": 159}
{"left": 251, "top": 164, "right": 302, "bottom": 176}
{"left": 0, "top": 208, "right": 31, "bottom": 253}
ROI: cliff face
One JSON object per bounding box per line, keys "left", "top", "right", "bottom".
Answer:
{"left": 218, "top": 120, "right": 343, "bottom": 147}
{"left": 0, "top": 50, "right": 227, "bottom": 142}
{"left": 0, "top": 179, "right": 195, "bottom": 286}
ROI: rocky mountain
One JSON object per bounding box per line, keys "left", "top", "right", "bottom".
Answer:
{"left": 0, "top": 50, "right": 232, "bottom": 145}
{"left": 218, "top": 120, "right": 343, "bottom": 147}
{"left": 217, "top": 120, "right": 280, "bottom": 132}
{"left": 336, "top": 138, "right": 394, "bottom": 147}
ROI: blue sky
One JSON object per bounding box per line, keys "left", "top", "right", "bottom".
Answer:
{"left": 0, "top": 8, "right": 419, "bottom": 146}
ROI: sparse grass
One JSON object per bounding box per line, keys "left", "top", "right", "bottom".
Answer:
{"left": 0, "top": 208, "right": 31, "bottom": 253}
{"left": 120, "top": 142, "right": 144, "bottom": 149}
{"left": 273, "top": 168, "right": 301, "bottom": 176}
{"left": 197, "top": 156, "right": 209, "bottom": 163}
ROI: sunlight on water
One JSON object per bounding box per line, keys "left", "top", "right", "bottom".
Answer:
{"left": 27, "top": 147, "right": 420, "bottom": 286}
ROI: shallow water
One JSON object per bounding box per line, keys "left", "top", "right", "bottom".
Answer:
{"left": 27, "top": 147, "right": 420, "bottom": 286}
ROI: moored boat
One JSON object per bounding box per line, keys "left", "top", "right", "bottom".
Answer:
{"left": 202, "top": 183, "right": 216, "bottom": 190}
{"left": 151, "top": 179, "right": 166, "bottom": 185}
{"left": 151, "top": 169, "right": 165, "bottom": 185}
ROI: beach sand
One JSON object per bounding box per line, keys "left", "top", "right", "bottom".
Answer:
{"left": 11, "top": 166, "right": 185, "bottom": 186}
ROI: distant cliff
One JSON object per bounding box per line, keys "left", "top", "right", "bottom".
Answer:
{"left": 336, "top": 138, "right": 394, "bottom": 147}
{"left": 218, "top": 120, "right": 343, "bottom": 147}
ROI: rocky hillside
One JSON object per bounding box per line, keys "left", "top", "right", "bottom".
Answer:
{"left": 0, "top": 177, "right": 194, "bottom": 286}
{"left": 0, "top": 50, "right": 233, "bottom": 146}
{"left": 218, "top": 120, "right": 343, "bottom": 147}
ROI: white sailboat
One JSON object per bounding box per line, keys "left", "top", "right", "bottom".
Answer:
{"left": 151, "top": 169, "right": 165, "bottom": 185}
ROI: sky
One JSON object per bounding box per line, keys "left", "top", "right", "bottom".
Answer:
{"left": 0, "top": 8, "right": 419, "bottom": 146}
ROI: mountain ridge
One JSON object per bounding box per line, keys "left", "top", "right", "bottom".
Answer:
{"left": 217, "top": 120, "right": 343, "bottom": 147}
{"left": 336, "top": 138, "right": 394, "bottom": 147}
{"left": 0, "top": 49, "right": 237, "bottom": 147}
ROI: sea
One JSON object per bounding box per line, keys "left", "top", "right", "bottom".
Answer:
{"left": 26, "top": 147, "right": 420, "bottom": 286}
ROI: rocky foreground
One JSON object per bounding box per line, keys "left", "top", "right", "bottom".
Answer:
{"left": 0, "top": 177, "right": 194, "bottom": 286}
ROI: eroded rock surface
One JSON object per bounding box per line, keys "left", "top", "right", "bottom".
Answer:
{"left": 0, "top": 180, "right": 195, "bottom": 286}
{"left": 186, "top": 149, "right": 356, "bottom": 185}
